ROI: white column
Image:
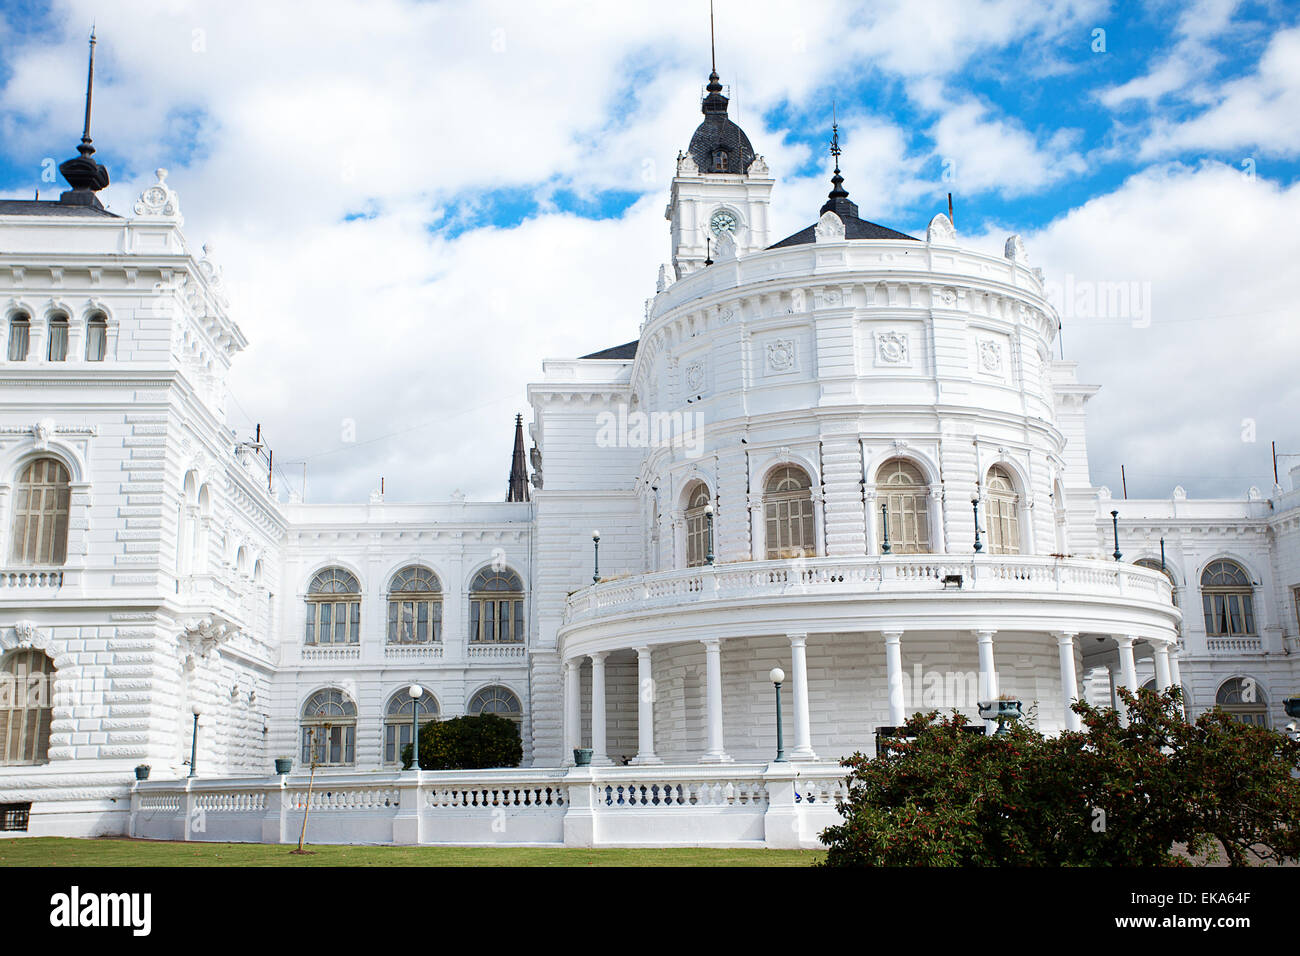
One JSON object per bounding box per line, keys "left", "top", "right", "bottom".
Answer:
{"left": 788, "top": 633, "right": 817, "bottom": 761}
{"left": 883, "top": 629, "right": 905, "bottom": 726}
{"left": 1169, "top": 645, "right": 1183, "bottom": 691}
{"left": 1153, "top": 641, "right": 1173, "bottom": 691}
{"left": 974, "top": 629, "right": 998, "bottom": 734}
{"left": 1106, "top": 664, "right": 1118, "bottom": 711}
{"left": 563, "top": 658, "right": 580, "bottom": 764}
{"left": 1115, "top": 635, "right": 1139, "bottom": 723}
{"left": 630, "top": 646, "right": 661, "bottom": 765}
{"left": 1054, "top": 631, "right": 1081, "bottom": 732}
{"left": 700, "top": 638, "right": 732, "bottom": 763}
{"left": 589, "top": 652, "right": 610, "bottom": 766}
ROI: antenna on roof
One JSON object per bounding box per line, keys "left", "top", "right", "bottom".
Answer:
{"left": 947, "top": 192, "right": 954, "bottom": 227}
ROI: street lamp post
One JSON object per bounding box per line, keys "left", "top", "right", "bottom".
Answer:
{"left": 407, "top": 684, "right": 423, "bottom": 771}
{"left": 880, "top": 501, "right": 891, "bottom": 554}
{"left": 188, "top": 705, "right": 200, "bottom": 778}
{"left": 972, "top": 496, "right": 983, "bottom": 553}
{"left": 769, "top": 667, "right": 786, "bottom": 763}
{"left": 592, "top": 530, "right": 601, "bottom": 584}
{"left": 1111, "top": 510, "right": 1122, "bottom": 561}
{"left": 704, "top": 502, "right": 715, "bottom": 565}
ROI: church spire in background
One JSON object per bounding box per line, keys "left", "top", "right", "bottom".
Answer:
{"left": 59, "top": 27, "right": 110, "bottom": 207}
{"left": 506, "top": 414, "right": 531, "bottom": 502}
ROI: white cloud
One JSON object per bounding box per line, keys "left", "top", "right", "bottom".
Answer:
{"left": 2, "top": 0, "right": 1286, "bottom": 503}
{"left": 966, "top": 162, "right": 1300, "bottom": 498}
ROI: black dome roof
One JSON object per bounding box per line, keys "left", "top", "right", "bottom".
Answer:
{"left": 686, "top": 71, "right": 755, "bottom": 175}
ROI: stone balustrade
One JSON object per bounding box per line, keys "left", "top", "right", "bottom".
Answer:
{"left": 128, "top": 763, "right": 847, "bottom": 849}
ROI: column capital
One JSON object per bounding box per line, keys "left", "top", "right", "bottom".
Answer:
{"left": 635, "top": 645, "right": 652, "bottom": 659}
{"left": 588, "top": 650, "right": 608, "bottom": 664}
{"left": 1053, "top": 631, "right": 1079, "bottom": 644}
{"left": 564, "top": 657, "right": 582, "bottom": 672}
{"left": 880, "top": 628, "right": 904, "bottom": 641}
{"left": 787, "top": 632, "right": 808, "bottom": 647}
{"left": 972, "top": 628, "right": 997, "bottom": 642}
{"left": 1114, "top": 634, "right": 1136, "bottom": 648}
{"left": 700, "top": 637, "right": 722, "bottom": 651}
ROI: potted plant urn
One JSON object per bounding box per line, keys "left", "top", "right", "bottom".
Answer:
{"left": 573, "top": 748, "right": 593, "bottom": 767}
{"left": 1284, "top": 697, "right": 1300, "bottom": 719}
{"left": 134, "top": 764, "right": 151, "bottom": 781}
{"left": 977, "top": 697, "right": 1023, "bottom": 735}
{"left": 274, "top": 757, "right": 293, "bottom": 775}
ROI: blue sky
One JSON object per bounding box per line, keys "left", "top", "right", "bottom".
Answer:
{"left": 1, "top": 0, "right": 1298, "bottom": 502}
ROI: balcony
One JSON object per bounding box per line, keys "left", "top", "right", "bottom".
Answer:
{"left": 560, "top": 554, "right": 1180, "bottom": 656}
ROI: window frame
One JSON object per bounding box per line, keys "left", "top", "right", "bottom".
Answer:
{"left": 85, "top": 313, "right": 107, "bottom": 362}
{"left": 0, "top": 650, "right": 54, "bottom": 766}
{"left": 685, "top": 483, "right": 711, "bottom": 568}
{"left": 876, "top": 458, "right": 931, "bottom": 555}
{"left": 1214, "top": 676, "right": 1268, "bottom": 728}
{"left": 7, "top": 314, "right": 30, "bottom": 362}
{"left": 47, "top": 314, "right": 69, "bottom": 362}
{"left": 984, "top": 465, "right": 1021, "bottom": 556}
{"left": 299, "top": 689, "right": 358, "bottom": 767}
{"left": 382, "top": 692, "right": 439, "bottom": 765}
{"left": 10, "top": 457, "right": 72, "bottom": 567}
{"left": 763, "top": 465, "right": 816, "bottom": 560}
{"left": 1200, "top": 560, "right": 1256, "bottom": 637}
{"left": 468, "top": 568, "right": 525, "bottom": 644}
{"left": 304, "top": 568, "right": 362, "bottom": 646}
{"left": 467, "top": 685, "right": 523, "bottom": 725}
{"left": 386, "top": 566, "right": 443, "bottom": 645}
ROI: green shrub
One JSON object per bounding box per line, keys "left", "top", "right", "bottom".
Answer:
{"left": 819, "top": 688, "right": 1300, "bottom": 867}
{"left": 400, "top": 714, "right": 522, "bottom": 771}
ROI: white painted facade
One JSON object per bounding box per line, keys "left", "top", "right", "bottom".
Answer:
{"left": 1, "top": 83, "right": 1297, "bottom": 846}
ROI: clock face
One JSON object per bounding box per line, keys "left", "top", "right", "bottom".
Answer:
{"left": 710, "top": 209, "right": 738, "bottom": 236}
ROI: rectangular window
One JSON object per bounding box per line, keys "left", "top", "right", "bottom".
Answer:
{"left": 48, "top": 321, "right": 68, "bottom": 361}
{"left": 86, "top": 321, "right": 106, "bottom": 361}
{"left": 7, "top": 320, "right": 29, "bottom": 362}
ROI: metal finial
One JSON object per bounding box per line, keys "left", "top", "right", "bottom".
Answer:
{"left": 709, "top": 0, "right": 716, "bottom": 74}
{"left": 81, "top": 27, "right": 97, "bottom": 152}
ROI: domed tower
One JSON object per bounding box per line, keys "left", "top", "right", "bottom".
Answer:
{"left": 665, "top": 63, "right": 773, "bottom": 278}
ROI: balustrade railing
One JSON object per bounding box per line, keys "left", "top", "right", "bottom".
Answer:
{"left": 566, "top": 554, "right": 1175, "bottom": 624}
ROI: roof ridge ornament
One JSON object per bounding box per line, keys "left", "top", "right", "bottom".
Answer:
{"left": 819, "top": 109, "right": 858, "bottom": 219}
{"left": 134, "top": 167, "right": 183, "bottom": 222}
{"left": 58, "top": 28, "right": 111, "bottom": 207}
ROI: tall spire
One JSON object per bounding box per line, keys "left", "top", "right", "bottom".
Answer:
{"left": 506, "top": 414, "right": 531, "bottom": 503}
{"left": 819, "top": 105, "right": 857, "bottom": 219}
{"left": 710, "top": 0, "right": 716, "bottom": 75}
{"left": 59, "top": 27, "right": 110, "bottom": 207}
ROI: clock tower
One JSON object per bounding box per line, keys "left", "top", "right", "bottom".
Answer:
{"left": 665, "top": 67, "right": 774, "bottom": 278}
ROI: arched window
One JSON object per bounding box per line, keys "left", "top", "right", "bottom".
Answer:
{"left": 685, "top": 483, "right": 712, "bottom": 568}
{"left": 10, "top": 458, "right": 71, "bottom": 566}
{"left": 0, "top": 650, "right": 54, "bottom": 765}
{"left": 300, "top": 689, "right": 357, "bottom": 766}
{"left": 712, "top": 149, "right": 729, "bottom": 172}
{"left": 85, "top": 313, "right": 107, "bottom": 362}
{"left": 1201, "top": 560, "right": 1255, "bottom": 637}
{"left": 764, "top": 465, "right": 816, "bottom": 559}
{"left": 47, "top": 314, "right": 68, "bottom": 362}
{"left": 984, "top": 465, "right": 1021, "bottom": 555}
{"left": 468, "top": 685, "right": 522, "bottom": 725}
{"left": 877, "top": 459, "right": 931, "bottom": 554}
{"left": 7, "top": 313, "right": 30, "bottom": 362}
{"left": 469, "top": 568, "right": 525, "bottom": 643}
{"left": 304, "top": 568, "right": 361, "bottom": 645}
{"left": 1215, "top": 677, "right": 1268, "bottom": 727}
{"left": 383, "top": 691, "right": 439, "bottom": 765}
{"left": 388, "top": 566, "right": 442, "bottom": 644}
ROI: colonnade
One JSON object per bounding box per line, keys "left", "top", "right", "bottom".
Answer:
{"left": 560, "top": 629, "right": 1181, "bottom": 764}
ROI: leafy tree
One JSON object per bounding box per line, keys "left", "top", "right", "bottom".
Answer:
{"left": 820, "top": 688, "right": 1300, "bottom": 867}
{"left": 401, "top": 713, "right": 522, "bottom": 771}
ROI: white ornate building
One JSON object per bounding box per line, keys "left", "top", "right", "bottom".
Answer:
{"left": 0, "top": 61, "right": 1296, "bottom": 844}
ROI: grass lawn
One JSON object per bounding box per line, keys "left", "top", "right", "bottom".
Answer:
{"left": 0, "top": 837, "right": 825, "bottom": 867}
